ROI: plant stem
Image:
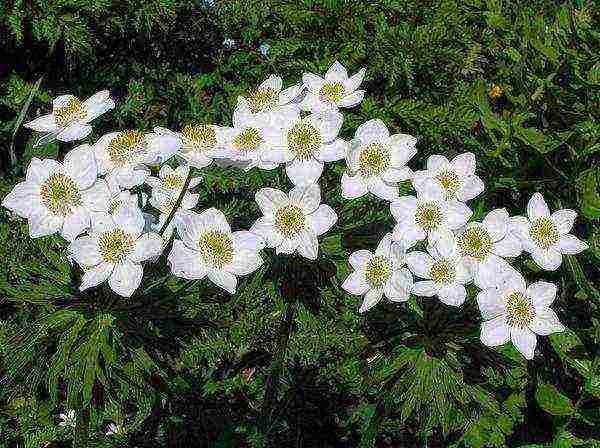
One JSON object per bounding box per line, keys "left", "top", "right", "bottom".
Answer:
{"left": 73, "top": 405, "right": 90, "bottom": 448}
{"left": 158, "top": 169, "right": 195, "bottom": 236}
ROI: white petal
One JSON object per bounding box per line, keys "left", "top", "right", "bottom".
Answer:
{"left": 325, "top": 61, "right": 348, "bottom": 82}
{"left": 108, "top": 261, "right": 143, "bottom": 298}
{"left": 302, "top": 73, "right": 325, "bottom": 92}
{"left": 405, "top": 251, "right": 434, "bottom": 279}
{"left": 445, "top": 200, "right": 473, "bottom": 230}
{"left": 456, "top": 175, "right": 484, "bottom": 202}
{"left": 290, "top": 183, "right": 320, "bottom": 214}
{"left": 338, "top": 90, "right": 364, "bottom": 108}
{"left": 368, "top": 178, "right": 398, "bottom": 201}
{"left": 393, "top": 222, "right": 426, "bottom": 246}
{"left": 83, "top": 91, "right": 114, "bottom": 122}
{"left": 551, "top": 209, "right": 577, "bottom": 234}
{"left": 492, "top": 233, "right": 522, "bottom": 258}
{"left": 256, "top": 188, "right": 288, "bottom": 216}
{"left": 1, "top": 181, "right": 40, "bottom": 217}
{"left": 57, "top": 123, "right": 92, "bottom": 142}
{"left": 355, "top": 119, "right": 389, "bottom": 145}
{"left": 232, "top": 230, "right": 265, "bottom": 252}
{"left": 297, "top": 229, "right": 319, "bottom": 260}
{"left": 249, "top": 217, "right": 283, "bottom": 248}
{"left": 411, "top": 280, "right": 437, "bottom": 296}
{"left": 53, "top": 94, "right": 77, "bottom": 109}
{"left": 381, "top": 166, "right": 412, "bottom": 183}
{"left": 359, "top": 288, "right": 383, "bottom": 313}
{"left": 80, "top": 262, "right": 113, "bottom": 291}
{"left": 389, "top": 134, "right": 417, "bottom": 166}
{"left": 315, "top": 112, "right": 343, "bottom": 142}
{"left": 28, "top": 209, "right": 62, "bottom": 238}
{"left": 480, "top": 315, "right": 510, "bottom": 347}
{"left": 482, "top": 208, "right": 509, "bottom": 241}
{"left": 527, "top": 281, "right": 557, "bottom": 309}
{"left": 278, "top": 84, "right": 303, "bottom": 105}
{"left": 342, "top": 270, "right": 369, "bottom": 295}
{"left": 24, "top": 114, "right": 58, "bottom": 132}
{"left": 374, "top": 233, "right": 393, "bottom": 257}
{"left": 276, "top": 236, "right": 300, "bottom": 254}
{"left": 438, "top": 284, "right": 466, "bottom": 306}
{"left": 61, "top": 207, "right": 90, "bottom": 241}
{"left": 476, "top": 289, "right": 506, "bottom": 320}
{"left": 130, "top": 232, "right": 163, "bottom": 262}
{"left": 557, "top": 234, "right": 588, "bottom": 254}
{"left": 168, "top": 239, "right": 206, "bottom": 279}
{"left": 341, "top": 172, "right": 368, "bottom": 199}
{"left": 227, "top": 251, "right": 263, "bottom": 276}
{"left": 529, "top": 308, "right": 565, "bottom": 336}
{"left": 344, "top": 67, "right": 366, "bottom": 92}
{"left": 26, "top": 158, "right": 60, "bottom": 185}
{"left": 385, "top": 268, "right": 413, "bottom": 301}
{"left": 316, "top": 139, "right": 347, "bottom": 162}
{"left": 307, "top": 204, "right": 337, "bottom": 236}
{"left": 527, "top": 193, "right": 550, "bottom": 221}
{"left": 259, "top": 74, "right": 282, "bottom": 92}
{"left": 285, "top": 159, "right": 324, "bottom": 186}
{"left": 349, "top": 250, "right": 373, "bottom": 269}
{"left": 208, "top": 269, "right": 237, "bottom": 294}
{"left": 511, "top": 327, "right": 537, "bottom": 360}
{"left": 429, "top": 234, "right": 458, "bottom": 259}
{"left": 81, "top": 180, "right": 111, "bottom": 213}
{"left": 111, "top": 166, "right": 150, "bottom": 189}
{"left": 113, "top": 205, "right": 144, "bottom": 238}
{"left": 68, "top": 235, "right": 102, "bottom": 267}
{"left": 64, "top": 145, "right": 97, "bottom": 190}
{"left": 450, "top": 152, "right": 476, "bottom": 176}
{"left": 418, "top": 178, "right": 446, "bottom": 203}
{"left": 531, "top": 247, "right": 562, "bottom": 271}
{"left": 474, "top": 255, "right": 512, "bottom": 289}
{"left": 390, "top": 195, "right": 418, "bottom": 224}
{"left": 198, "top": 208, "right": 231, "bottom": 234}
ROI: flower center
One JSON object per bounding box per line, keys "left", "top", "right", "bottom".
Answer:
{"left": 39, "top": 173, "right": 82, "bottom": 216}
{"left": 358, "top": 143, "right": 390, "bottom": 176}
{"left": 458, "top": 226, "right": 493, "bottom": 260}
{"left": 288, "top": 123, "right": 323, "bottom": 160}
{"left": 275, "top": 205, "right": 305, "bottom": 238}
{"left": 430, "top": 259, "right": 456, "bottom": 284}
{"left": 108, "top": 130, "right": 147, "bottom": 164}
{"left": 181, "top": 124, "right": 217, "bottom": 151}
{"left": 319, "top": 82, "right": 345, "bottom": 103}
{"left": 98, "top": 229, "right": 135, "bottom": 264}
{"left": 233, "top": 127, "right": 263, "bottom": 152}
{"left": 108, "top": 200, "right": 123, "bottom": 214}
{"left": 364, "top": 256, "right": 392, "bottom": 288}
{"left": 54, "top": 98, "right": 86, "bottom": 127}
{"left": 198, "top": 230, "right": 234, "bottom": 268}
{"left": 247, "top": 88, "right": 278, "bottom": 113}
{"left": 163, "top": 174, "right": 184, "bottom": 189}
{"left": 505, "top": 292, "right": 536, "bottom": 328}
{"left": 435, "top": 170, "right": 461, "bottom": 198}
{"left": 414, "top": 202, "right": 443, "bottom": 232}
{"left": 529, "top": 217, "right": 559, "bottom": 249}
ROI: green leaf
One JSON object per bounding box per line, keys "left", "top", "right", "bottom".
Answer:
{"left": 576, "top": 168, "right": 600, "bottom": 220}
{"left": 535, "top": 383, "right": 575, "bottom": 416}
{"left": 9, "top": 76, "right": 43, "bottom": 165}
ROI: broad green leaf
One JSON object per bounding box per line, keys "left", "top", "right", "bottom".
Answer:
{"left": 576, "top": 168, "right": 600, "bottom": 220}
{"left": 535, "top": 383, "right": 575, "bottom": 416}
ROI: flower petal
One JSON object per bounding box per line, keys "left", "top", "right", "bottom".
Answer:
{"left": 338, "top": 90, "right": 364, "bottom": 108}
{"left": 259, "top": 74, "right": 282, "bottom": 92}
{"left": 57, "top": 123, "right": 92, "bottom": 142}
{"left": 29, "top": 209, "right": 62, "bottom": 238}
{"left": 198, "top": 208, "right": 231, "bottom": 234}
{"left": 285, "top": 158, "right": 324, "bottom": 187}
{"left": 355, "top": 119, "right": 389, "bottom": 145}
{"left": 61, "top": 207, "right": 90, "bottom": 241}
{"left": 349, "top": 250, "right": 373, "bottom": 269}
{"left": 480, "top": 315, "right": 510, "bottom": 347}
{"left": 527, "top": 281, "right": 557, "bottom": 309}
{"left": 385, "top": 268, "right": 413, "bottom": 301}
{"left": 368, "top": 178, "right": 398, "bottom": 201}
{"left": 208, "top": 269, "right": 237, "bottom": 294}
{"left": 1, "top": 181, "right": 40, "bottom": 217}
{"left": 511, "top": 326, "right": 537, "bottom": 360}
{"left": 24, "top": 114, "right": 58, "bottom": 132}
{"left": 359, "top": 288, "right": 383, "bottom": 313}
{"left": 109, "top": 261, "right": 143, "bottom": 298}
{"left": 297, "top": 229, "right": 318, "bottom": 260}
{"left": 482, "top": 208, "right": 509, "bottom": 241}
{"left": 227, "top": 251, "right": 263, "bottom": 276}
{"left": 113, "top": 205, "right": 144, "bottom": 238}
{"left": 450, "top": 152, "right": 476, "bottom": 176}
{"left": 315, "top": 112, "right": 343, "bottom": 142}
{"left": 315, "top": 139, "right": 347, "bottom": 162}
{"left": 232, "top": 230, "right": 265, "bottom": 252}
{"left": 168, "top": 239, "right": 206, "bottom": 279}
{"left": 557, "top": 234, "right": 588, "bottom": 254}
{"left": 256, "top": 188, "right": 288, "bottom": 216}
{"left": 456, "top": 175, "right": 484, "bottom": 202}
{"left": 83, "top": 90, "right": 115, "bottom": 122}
{"left": 80, "top": 261, "right": 113, "bottom": 291}
{"left": 342, "top": 270, "right": 369, "bottom": 295}
{"left": 324, "top": 60, "right": 348, "bottom": 82}
{"left": 64, "top": 145, "right": 97, "bottom": 190}
{"left": 531, "top": 247, "right": 562, "bottom": 271}
{"left": 130, "top": 232, "right": 163, "bottom": 262}
{"left": 411, "top": 280, "right": 437, "bottom": 296}
{"left": 527, "top": 193, "right": 550, "bottom": 221}
{"left": 438, "top": 284, "right": 466, "bottom": 306}
{"left": 476, "top": 289, "right": 506, "bottom": 320}
{"left": 290, "top": 183, "right": 320, "bottom": 213}
{"left": 302, "top": 73, "right": 325, "bottom": 92}
{"left": 445, "top": 200, "right": 473, "bottom": 230}
{"left": 249, "top": 217, "right": 283, "bottom": 248}
{"left": 418, "top": 178, "right": 446, "bottom": 203}
{"left": 341, "top": 172, "right": 368, "bottom": 199}
{"left": 344, "top": 67, "right": 366, "bottom": 92}
{"left": 551, "top": 209, "right": 577, "bottom": 234}
{"left": 307, "top": 204, "right": 337, "bottom": 236}
{"left": 68, "top": 235, "right": 102, "bottom": 268}
{"left": 529, "top": 308, "right": 565, "bottom": 336}
{"left": 406, "top": 251, "right": 434, "bottom": 279}
{"left": 492, "top": 232, "right": 522, "bottom": 258}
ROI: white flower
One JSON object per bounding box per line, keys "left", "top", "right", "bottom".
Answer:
{"left": 106, "top": 422, "right": 125, "bottom": 436}
{"left": 104, "top": 182, "right": 147, "bottom": 216}
{"left": 24, "top": 91, "right": 115, "bottom": 147}
{"left": 58, "top": 410, "right": 76, "bottom": 428}
{"left": 477, "top": 271, "right": 565, "bottom": 359}
{"left": 154, "top": 124, "right": 229, "bottom": 169}
{"left": 412, "top": 153, "right": 484, "bottom": 203}
{"left": 390, "top": 178, "right": 472, "bottom": 247}
{"left": 342, "top": 119, "right": 416, "bottom": 201}
{"left": 259, "top": 43, "right": 270, "bottom": 56}
{"left": 219, "top": 101, "right": 299, "bottom": 171}
{"left": 455, "top": 208, "right": 523, "bottom": 289}
{"left": 250, "top": 184, "right": 337, "bottom": 260}
{"left": 145, "top": 164, "right": 202, "bottom": 193}
{"left": 67, "top": 206, "right": 163, "bottom": 297}
{"left": 262, "top": 111, "right": 347, "bottom": 186}
{"left": 93, "top": 130, "right": 177, "bottom": 189}
{"left": 300, "top": 61, "right": 366, "bottom": 113}
{"left": 510, "top": 193, "right": 588, "bottom": 271}
{"left": 2, "top": 148, "right": 111, "bottom": 241}
{"left": 238, "top": 74, "right": 302, "bottom": 114}
{"left": 342, "top": 233, "right": 413, "bottom": 312}
{"left": 168, "top": 208, "right": 264, "bottom": 294}
{"left": 406, "top": 236, "right": 472, "bottom": 306}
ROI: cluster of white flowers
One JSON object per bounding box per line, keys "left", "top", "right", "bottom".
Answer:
{"left": 2, "top": 62, "right": 589, "bottom": 361}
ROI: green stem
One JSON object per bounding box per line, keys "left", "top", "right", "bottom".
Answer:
{"left": 73, "top": 405, "right": 90, "bottom": 448}
{"left": 158, "top": 169, "right": 195, "bottom": 236}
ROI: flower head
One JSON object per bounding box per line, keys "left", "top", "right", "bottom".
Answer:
{"left": 24, "top": 91, "right": 115, "bottom": 147}
{"left": 510, "top": 193, "right": 588, "bottom": 271}
{"left": 238, "top": 74, "right": 302, "bottom": 115}
{"left": 250, "top": 184, "right": 337, "bottom": 260}
{"left": 342, "top": 119, "right": 416, "bottom": 201}
{"left": 168, "top": 208, "right": 265, "bottom": 294}
{"left": 477, "top": 270, "right": 565, "bottom": 359}
{"left": 300, "top": 61, "right": 366, "bottom": 113}
{"left": 2, "top": 147, "right": 111, "bottom": 241}
{"left": 58, "top": 410, "right": 76, "bottom": 428}
{"left": 343, "top": 233, "right": 413, "bottom": 312}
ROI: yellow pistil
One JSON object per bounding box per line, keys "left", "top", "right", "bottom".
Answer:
{"left": 288, "top": 122, "right": 323, "bottom": 160}
{"left": 108, "top": 200, "right": 123, "bottom": 214}
{"left": 39, "top": 173, "right": 82, "bottom": 216}
{"left": 98, "top": 229, "right": 135, "bottom": 264}
{"left": 529, "top": 217, "right": 559, "bottom": 249}
{"left": 247, "top": 88, "right": 278, "bottom": 113}
{"left": 415, "top": 203, "right": 443, "bottom": 232}
{"left": 54, "top": 98, "right": 86, "bottom": 127}
{"left": 505, "top": 292, "right": 535, "bottom": 328}
{"left": 430, "top": 259, "right": 456, "bottom": 284}
{"left": 233, "top": 127, "right": 263, "bottom": 152}
{"left": 275, "top": 205, "right": 305, "bottom": 238}
{"left": 198, "top": 230, "right": 234, "bottom": 268}
{"left": 358, "top": 143, "right": 390, "bottom": 177}
{"left": 319, "top": 82, "right": 345, "bottom": 103}
{"left": 163, "top": 174, "right": 184, "bottom": 189}
{"left": 435, "top": 170, "right": 461, "bottom": 198}
{"left": 181, "top": 124, "right": 217, "bottom": 151}
{"left": 364, "top": 256, "right": 392, "bottom": 288}
{"left": 458, "top": 226, "right": 493, "bottom": 260}
{"left": 108, "top": 130, "right": 146, "bottom": 164}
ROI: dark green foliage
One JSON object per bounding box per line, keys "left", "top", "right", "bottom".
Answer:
{"left": 1, "top": 0, "right": 599, "bottom": 447}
